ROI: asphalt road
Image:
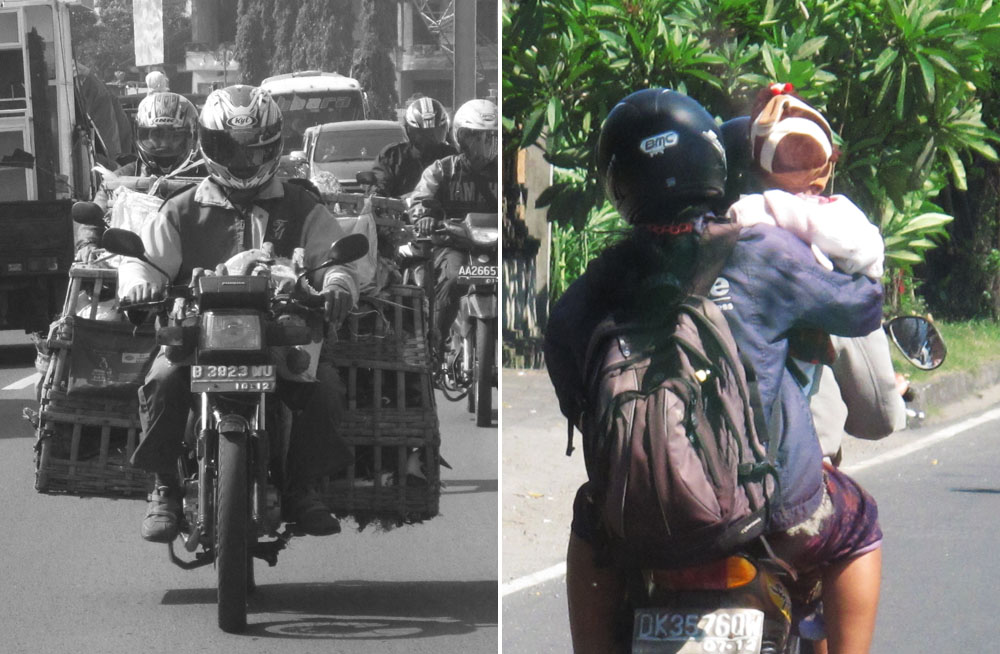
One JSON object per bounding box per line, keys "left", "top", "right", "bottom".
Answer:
{"left": 0, "top": 335, "right": 498, "bottom": 654}
{"left": 502, "top": 370, "right": 1000, "bottom": 652}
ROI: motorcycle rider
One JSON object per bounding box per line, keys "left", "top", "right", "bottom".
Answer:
{"left": 410, "top": 98, "right": 498, "bottom": 355}
{"left": 544, "top": 89, "right": 884, "bottom": 654}
{"left": 369, "top": 95, "right": 457, "bottom": 198}
{"left": 76, "top": 91, "right": 202, "bottom": 262}
{"left": 118, "top": 85, "right": 361, "bottom": 542}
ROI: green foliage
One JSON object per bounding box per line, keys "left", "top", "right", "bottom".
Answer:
{"left": 550, "top": 199, "right": 625, "bottom": 301}
{"left": 503, "top": 0, "right": 1000, "bottom": 305}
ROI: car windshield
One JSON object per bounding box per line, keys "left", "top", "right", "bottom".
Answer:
{"left": 271, "top": 91, "right": 365, "bottom": 153}
{"left": 314, "top": 129, "right": 403, "bottom": 163}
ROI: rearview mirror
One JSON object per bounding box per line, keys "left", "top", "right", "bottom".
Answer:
{"left": 356, "top": 171, "right": 377, "bottom": 186}
{"left": 72, "top": 201, "right": 106, "bottom": 227}
{"left": 101, "top": 228, "right": 146, "bottom": 258}
{"left": 886, "top": 316, "right": 947, "bottom": 370}
{"left": 326, "top": 232, "right": 369, "bottom": 265}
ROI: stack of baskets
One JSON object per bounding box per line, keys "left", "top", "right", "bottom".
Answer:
{"left": 321, "top": 284, "right": 441, "bottom": 523}
{"left": 31, "top": 266, "right": 155, "bottom": 499}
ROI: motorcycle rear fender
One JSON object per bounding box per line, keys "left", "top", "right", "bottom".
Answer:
{"left": 464, "top": 291, "right": 497, "bottom": 319}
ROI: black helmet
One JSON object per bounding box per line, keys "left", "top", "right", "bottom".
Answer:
{"left": 596, "top": 89, "right": 727, "bottom": 224}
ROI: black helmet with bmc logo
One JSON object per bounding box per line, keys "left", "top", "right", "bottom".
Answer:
{"left": 596, "top": 89, "right": 727, "bottom": 224}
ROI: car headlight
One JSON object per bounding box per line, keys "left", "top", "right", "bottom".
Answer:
{"left": 199, "top": 312, "right": 263, "bottom": 351}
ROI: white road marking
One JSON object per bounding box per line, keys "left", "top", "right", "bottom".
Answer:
{"left": 501, "top": 561, "right": 566, "bottom": 597}
{"left": 502, "top": 407, "right": 1000, "bottom": 597}
{"left": 2, "top": 373, "right": 39, "bottom": 391}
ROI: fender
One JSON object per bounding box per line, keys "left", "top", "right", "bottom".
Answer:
{"left": 465, "top": 290, "right": 497, "bottom": 319}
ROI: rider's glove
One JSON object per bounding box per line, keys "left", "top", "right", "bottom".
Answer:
{"left": 322, "top": 287, "right": 353, "bottom": 326}
{"left": 415, "top": 215, "right": 438, "bottom": 236}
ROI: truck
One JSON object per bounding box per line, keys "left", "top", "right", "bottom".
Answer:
{"left": 0, "top": 0, "right": 126, "bottom": 332}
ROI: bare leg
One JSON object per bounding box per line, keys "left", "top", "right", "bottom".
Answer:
{"left": 566, "top": 532, "right": 627, "bottom": 654}
{"left": 821, "top": 547, "right": 882, "bottom": 654}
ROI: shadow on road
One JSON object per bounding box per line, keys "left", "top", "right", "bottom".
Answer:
{"left": 162, "top": 579, "right": 497, "bottom": 640}
{"left": 951, "top": 487, "right": 1000, "bottom": 494}
{"left": 441, "top": 478, "right": 498, "bottom": 494}
{"left": 0, "top": 343, "right": 36, "bottom": 367}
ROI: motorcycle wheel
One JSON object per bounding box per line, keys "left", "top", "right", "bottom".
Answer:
{"left": 466, "top": 328, "right": 477, "bottom": 415}
{"left": 475, "top": 318, "right": 495, "bottom": 427}
{"left": 216, "top": 431, "right": 249, "bottom": 633}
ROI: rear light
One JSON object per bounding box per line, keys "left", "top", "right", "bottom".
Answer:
{"left": 650, "top": 556, "right": 758, "bottom": 591}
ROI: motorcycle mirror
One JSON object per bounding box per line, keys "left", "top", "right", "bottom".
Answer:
{"left": 356, "top": 171, "right": 377, "bottom": 186}
{"left": 100, "top": 228, "right": 146, "bottom": 258}
{"left": 72, "top": 201, "right": 105, "bottom": 227}
{"left": 885, "top": 316, "right": 947, "bottom": 370}
{"left": 295, "top": 233, "right": 370, "bottom": 285}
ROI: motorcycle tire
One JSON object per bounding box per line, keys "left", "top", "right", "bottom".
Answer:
{"left": 466, "top": 328, "right": 477, "bottom": 415}
{"left": 216, "top": 430, "right": 249, "bottom": 633}
{"left": 475, "top": 318, "right": 495, "bottom": 427}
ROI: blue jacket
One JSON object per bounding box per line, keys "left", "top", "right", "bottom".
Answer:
{"left": 544, "top": 223, "right": 883, "bottom": 530}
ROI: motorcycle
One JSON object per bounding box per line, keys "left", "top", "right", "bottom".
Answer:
{"left": 619, "top": 316, "right": 946, "bottom": 654}
{"left": 100, "top": 225, "right": 369, "bottom": 633}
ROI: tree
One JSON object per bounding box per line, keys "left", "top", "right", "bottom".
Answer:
{"left": 503, "top": 0, "right": 1000, "bottom": 310}
{"left": 353, "top": 0, "right": 399, "bottom": 119}
{"left": 234, "top": 0, "right": 270, "bottom": 84}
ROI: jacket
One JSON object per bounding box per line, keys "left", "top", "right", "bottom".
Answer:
{"left": 117, "top": 177, "right": 359, "bottom": 302}
{"left": 371, "top": 141, "right": 457, "bottom": 198}
{"left": 544, "top": 223, "right": 883, "bottom": 531}
{"left": 411, "top": 154, "right": 498, "bottom": 219}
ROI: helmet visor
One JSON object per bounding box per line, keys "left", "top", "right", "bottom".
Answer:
{"left": 458, "top": 129, "right": 498, "bottom": 164}
{"left": 408, "top": 125, "right": 448, "bottom": 146}
{"left": 136, "top": 125, "right": 191, "bottom": 158}
{"left": 200, "top": 128, "right": 282, "bottom": 179}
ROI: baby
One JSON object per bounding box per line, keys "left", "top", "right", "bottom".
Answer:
{"left": 726, "top": 83, "right": 884, "bottom": 281}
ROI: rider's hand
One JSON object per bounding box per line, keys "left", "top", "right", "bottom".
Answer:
{"left": 323, "top": 288, "right": 353, "bottom": 326}
{"left": 75, "top": 244, "right": 99, "bottom": 263}
{"left": 124, "top": 282, "right": 164, "bottom": 305}
{"left": 416, "top": 215, "right": 437, "bottom": 236}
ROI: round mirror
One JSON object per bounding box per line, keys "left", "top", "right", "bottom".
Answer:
{"left": 72, "top": 201, "right": 105, "bottom": 227}
{"left": 101, "top": 228, "right": 146, "bottom": 258}
{"left": 886, "top": 316, "right": 947, "bottom": 370}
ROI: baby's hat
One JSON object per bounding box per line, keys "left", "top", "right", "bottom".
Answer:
{"left": 751, "top": 83, "right": 834, "bottom": 194}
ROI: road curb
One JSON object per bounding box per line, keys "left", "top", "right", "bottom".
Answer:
{"left": 912, "top": 359, "right": 1000, "bottom": 420}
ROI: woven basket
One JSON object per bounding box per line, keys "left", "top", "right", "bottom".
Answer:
{"left": 323, "top": 285, "right": 441, "bottom": 521}
{"left": 32, "top": 266, "right": 153, "bottom": 499}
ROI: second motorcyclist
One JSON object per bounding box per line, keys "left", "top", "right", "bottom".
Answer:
{"left": 117, "top": 85, "right": 362, "bottom": 542}
{"left": 369, "top": 95, "right": 457, "bottom": 198}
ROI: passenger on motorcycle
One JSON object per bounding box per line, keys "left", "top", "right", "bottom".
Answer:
{"left": 410, "top": 98, "right": 498, "bottom": 354}
{"left": 118, "top": 85, "right": 361, "bottom": 542}
{"left": 720, "top": 85, "right": 906, "bottom": 464}
{"left": 77, "top": 92, "right": 202, "bottom": 261}
{"left": 544, "top": 89, "right": 884, "bottom": 654}
{"left": 369, "top": 96, "right": 457, "bottom": 198}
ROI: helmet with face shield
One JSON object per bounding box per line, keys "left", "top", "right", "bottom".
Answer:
{"left": 134, "top": 92, "right": 198, "bottom": 174}
{"left": 452, "top": 99, "right": 498, "bottom": 169}
{"left": 198, "top": 85, "right": 283, "bottom": 190}
{"left": 403, "top": 96, "right": 449, "bottom": 149}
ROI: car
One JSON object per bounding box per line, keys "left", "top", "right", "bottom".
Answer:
{"left": 297, "top": 120, "right": 406, "bottom": 193}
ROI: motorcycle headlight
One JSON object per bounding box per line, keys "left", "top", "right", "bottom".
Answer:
{"left": 199, "top": 312, "right": 263, "bottom": 351}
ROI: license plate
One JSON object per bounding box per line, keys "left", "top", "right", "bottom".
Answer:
{"left": 191, "top": 364, "right": 276, "bottom": 392}
{"left": 632, "top": 608, "right": 764, "bottom": 654}
{"left": 457, "top": 264, "right": 498, "bottom": 285}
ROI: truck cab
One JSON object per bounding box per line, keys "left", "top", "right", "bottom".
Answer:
{"left": 0, "top": 0, "right": 103, "bottom": 331}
